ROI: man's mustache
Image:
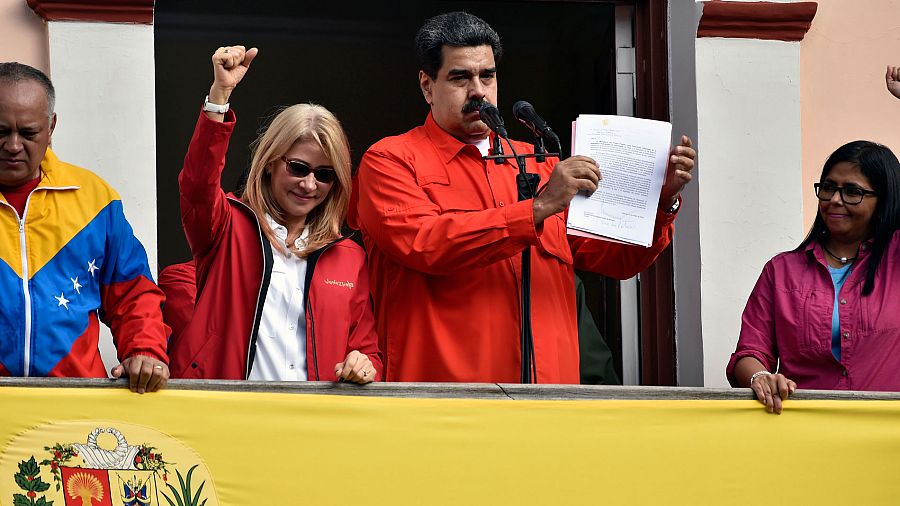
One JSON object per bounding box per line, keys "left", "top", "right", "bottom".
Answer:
{"left": 461, "top": 99, "right": 487, "bottom": 114}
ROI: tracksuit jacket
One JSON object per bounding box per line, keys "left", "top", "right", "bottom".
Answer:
{"left": 168, "top": 111, "right": 382, "bottom": 380}
{"left": 0, "top": 149, "right": 168, "bottom": 377}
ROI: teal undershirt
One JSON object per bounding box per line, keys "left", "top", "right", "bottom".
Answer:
{"left": 828, "top": 263, "right": 853, "bottom": 362}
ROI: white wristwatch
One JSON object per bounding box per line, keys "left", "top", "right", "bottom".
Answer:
{"left": 663, "top": 196, "right": 681, "bottom": 214}
{"left": 203, "top": 95, "right": 230, "bottom": 114}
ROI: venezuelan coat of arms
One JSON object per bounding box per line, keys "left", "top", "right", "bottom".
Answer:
{"left": 4, "top": 424, "right": 216, "bottom": 506}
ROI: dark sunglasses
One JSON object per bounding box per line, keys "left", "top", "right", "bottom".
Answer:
{"left": 280, "top": 156, "right": 337, "bottom": 184}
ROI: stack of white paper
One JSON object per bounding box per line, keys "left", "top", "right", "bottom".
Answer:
{"left": 566, "top": 115, "right": 673, "bottom": 247}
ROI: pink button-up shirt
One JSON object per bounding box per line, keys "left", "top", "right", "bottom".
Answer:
{"left": 727, "top": 231, "right": 900, "bottom": 391}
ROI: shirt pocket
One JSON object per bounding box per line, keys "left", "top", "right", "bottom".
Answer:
{"left": 774, "top": 287, "right": 826, "bottom": 355}
{"left": 422, "top": 185, "right": 485, "bottom": 213}
{"left": 859, "top": 286, "right": 900, "bottom": 333}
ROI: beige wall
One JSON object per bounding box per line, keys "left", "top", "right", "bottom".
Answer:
{"left": 0, "top": 0, "right": 48, "bottom": 72}
{"left": 801, "top": 0, "right": 900, "bottom": 227}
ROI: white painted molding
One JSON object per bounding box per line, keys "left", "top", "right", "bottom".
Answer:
{"left": 47, "top": 21, "right": 157, "bottom": 271}
{"left": 695, "top": 37, "right": 804, "bottom": 386}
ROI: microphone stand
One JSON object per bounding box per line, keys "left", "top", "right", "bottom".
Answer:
{"left": 483, "top": 140, "right": 560, "bottom": 384}
{"left": 489, "top": 136, "right": 507, "bottom": 164}
{"left": 532, "top": 134, "right": 546, "bottom": 163}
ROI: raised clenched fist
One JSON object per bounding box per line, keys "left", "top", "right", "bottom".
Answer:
{"left": 208, "top": 45, "right": 259, "bottom": 106}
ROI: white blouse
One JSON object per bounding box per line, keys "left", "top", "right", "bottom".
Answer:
{"left": 248, "top": 215, "right": 309, "bottom": 381}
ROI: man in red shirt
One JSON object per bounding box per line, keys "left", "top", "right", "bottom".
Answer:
{"left": 352, "top": 12, "right": 695, "bottom": 383}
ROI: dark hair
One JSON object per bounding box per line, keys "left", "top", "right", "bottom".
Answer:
{"left": 415, "top": 11, "right": 503, "bottom": 79}
{"left": 797, "top": 140, "right": 900, "bottom": 295}
{"left": 0, "top": 62, "right": 55, "bottom": 119}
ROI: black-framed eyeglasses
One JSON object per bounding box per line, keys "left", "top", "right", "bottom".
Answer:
{"left": 814, "top": 182, "right": 877, "bottom": 205}
{"left": 280, "top": 156, "right": 336, "bottom": 184}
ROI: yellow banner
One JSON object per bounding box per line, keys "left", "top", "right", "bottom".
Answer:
{"left": 0, "top": 387, "right": 898, "bottom": 505}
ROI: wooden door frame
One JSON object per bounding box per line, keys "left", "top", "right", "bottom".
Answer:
{"left": 634, "top": 0, "right": 676, "bottom": 385}
{"left": 549, "top": 0, "right": 675, "bottom": 385}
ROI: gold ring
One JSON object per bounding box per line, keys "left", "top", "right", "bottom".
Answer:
{"left": 153, "top": 365, "right": 163, "bottom": 370}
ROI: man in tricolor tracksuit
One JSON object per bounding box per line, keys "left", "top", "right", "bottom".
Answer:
{"left": 0, "top": 62, "right": 169, "bottom": 393}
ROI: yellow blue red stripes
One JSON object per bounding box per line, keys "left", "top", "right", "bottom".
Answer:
{"left": 0, "top": 149, "right": 159, "bottom": 376}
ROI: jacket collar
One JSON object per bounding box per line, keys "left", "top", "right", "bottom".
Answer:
{"left": 423, "top": 112, "right": 493, "bottom": 165}
{"left": 37, "top": 148, "right": 80, "bottom": 190}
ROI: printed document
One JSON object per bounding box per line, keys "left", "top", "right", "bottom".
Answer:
{"left": 566, "top": 115, "right": 672, "bottom": 247}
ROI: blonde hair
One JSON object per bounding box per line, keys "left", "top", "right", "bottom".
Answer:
{"left": 243, "top": 103, "right": 351, "bottom": 257}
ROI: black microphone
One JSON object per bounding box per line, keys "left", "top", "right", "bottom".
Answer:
{"left": 478, "top": 102, "right": 509, "bottom": 139}
{"left": 512, "top": 101, "right": 560, "bottom": 150}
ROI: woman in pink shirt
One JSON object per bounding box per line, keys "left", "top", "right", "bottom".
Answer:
{"left": 728, "top": 141, "right": 900, "bottom": 413}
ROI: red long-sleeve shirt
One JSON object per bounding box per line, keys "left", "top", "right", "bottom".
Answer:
{"left": 351, "top": 113, "right": 675, "bottom": 383}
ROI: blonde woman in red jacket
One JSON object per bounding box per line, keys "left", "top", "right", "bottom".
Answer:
{"left": 168, "top": 45, "right": 381, "bottom": 383}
